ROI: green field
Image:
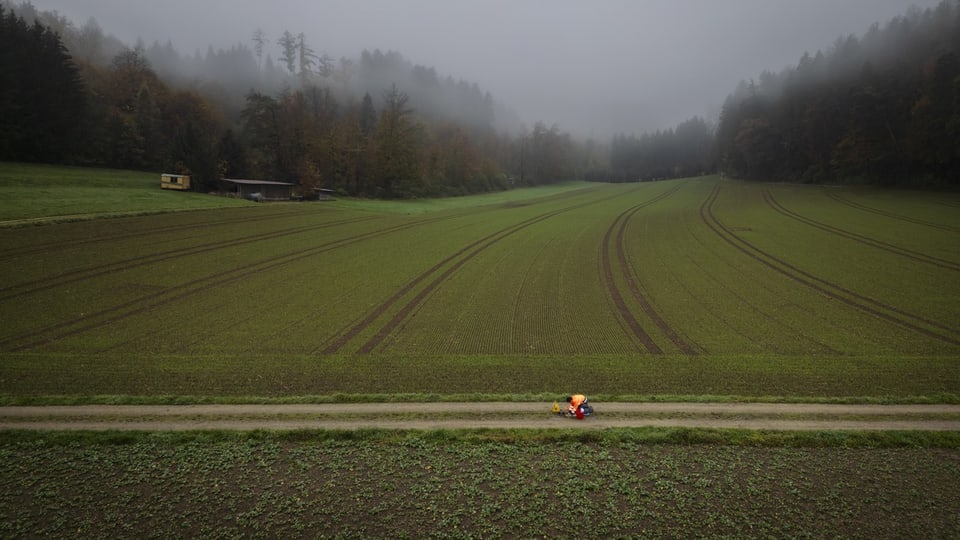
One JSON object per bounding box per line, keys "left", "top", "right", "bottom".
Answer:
{"left": 2, "top": 164, "right": 959, "bottom": 538}
{"left": 0, "top": 166, "right": 957, "bottom": 401}
{"left": 0, "top": 163, "right": 250, "bottom": 224}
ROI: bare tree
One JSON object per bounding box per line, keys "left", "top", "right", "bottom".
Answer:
{"left": 252, "top": 28, "right": 266, "bottom": 70}
{"left": 277, "top": 31, "right": 296, "bottom": 74}
{"left": 296, "top": 32, "right": 318, "bottom": 84}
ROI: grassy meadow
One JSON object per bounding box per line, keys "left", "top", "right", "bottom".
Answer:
{"left": 2, "top": 163, "right": 959, "bottom": 538}
{"left": 0, "top": 163, "right": 250, "bottom": 224}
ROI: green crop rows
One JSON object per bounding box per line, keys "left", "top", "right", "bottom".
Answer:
{"left": 1, "top": 433, "right": 958, "bottom": 538}
{"left": 1, "top": 174, "right": 958, "bottom": 400}
{"left": 2, "top": 166, "right": 959, "bottom": 538}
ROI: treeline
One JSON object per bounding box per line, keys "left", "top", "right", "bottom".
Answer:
{"left": 0, "top": 4, "right": 223, "bottom": 184}
{"left": 715, "top": 1, "right": 960, "bottom": 187}
{"left": 0, "top": 5, "right": 86, "bottom": 162}
{"left": 608, "top": 1, "right": 960, "bottom": 187}
{"left": 1, "top": 1, "right": 577, "bottom": 198}
{"left": 607, "top": 117, "right": 713, "bottom": 181}
{"left": 5, "top": 1, "right": 960, "bottom": 192}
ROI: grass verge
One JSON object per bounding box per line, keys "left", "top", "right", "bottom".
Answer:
{"left": 1, "top": 392, "right": 959, "bottom": 406}
{"left": 2, "top": 353, "right": 957, "bottom": 402}
{"left": 2, "top": 426, "right": 960, "bottom": 448}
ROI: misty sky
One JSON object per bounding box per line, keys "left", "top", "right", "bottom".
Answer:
{"left": 28, "top": 0, "right": 944, "bottom": 136}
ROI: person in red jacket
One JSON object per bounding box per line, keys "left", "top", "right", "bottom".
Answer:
{"left": 566, "top": 394, "right": 588, "bottom": 418}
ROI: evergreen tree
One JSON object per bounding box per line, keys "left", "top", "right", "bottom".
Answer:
{"left": 0, "top": 6, "right": 86, "bottom": 162}
{"left": 526, "top": 122, "right": 574, "bottom": 184}
{"left": 359, "top": 93, "right": 377, "bottom": 137}
{"left": 714, "top": 0, "right": 959, "bottom": 186}
{"left": 374, "top": 84, "right": 423, "bottom": 197}
{"left": 240, "top": 90, "right": 282, "bottom": 178}
{"left": 218, "top": 129, "right": 250, "bottom": 179}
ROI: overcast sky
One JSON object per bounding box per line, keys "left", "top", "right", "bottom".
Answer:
{"left": 27, "top": 0, "right": 944, "bottom": 136}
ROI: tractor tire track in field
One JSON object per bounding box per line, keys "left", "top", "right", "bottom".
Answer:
{"left": 764, "top": 190, "right": 960, "bottom": 272}
{"left": 604, "top": 184, "right": 699, "bottom": 355}
{"left": 322, "top": 188, "right": 634, "bottom": 355}
{"left": 0, "top": 216, "right": 380, "bottom": 302}
{"left": 1, "top": 187, "right": 603, "bottom": 261}
{"left": 324, "top": 209, "right": 578, "bottom": 354}
{"left": 0, "top": 207, "right": 314, "bottom": 260}
{"left": 5, "top": 189, "right": 591, "bottom": 353}
{"left": 147, "top": 188, "right": 606, "bottom": 356}
{"left": 0, "top": 215, "right": 462, "bottom": 352}
{"left": 825, "top": 190, "right": 960, "bottom": 233}
{"left": 679, "top": 201, "right": 842, "bottom": 355}
{"left": 702, "top": 185, "right": 960, "bottom": 346}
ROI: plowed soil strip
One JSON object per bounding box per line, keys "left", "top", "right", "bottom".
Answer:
{"left": 825, "top": 190, "right": 960, "bottom": 233}
{"left": 701, "top": 185, "right": 960, "bottom": 345}
{"left": 2, "top": 403, "right": 958, "bottom": 432}
{"left": 764, "top": 190, "right": 959, "bottom": 272}
{"left": 0, "top": 216, "right": 378, "bottom": 301}
{"left": 612, "top": 185, "right": 698, "bottom": 354}
{"left": 1, "top": 216, "right": 457, "bottom": 351}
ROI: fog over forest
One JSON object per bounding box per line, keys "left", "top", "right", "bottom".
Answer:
{"left": 5, "top": 0, "right": 958, "bottom": 193}
{"left": 20, "top": 0, "right": 943, "bottom": 136}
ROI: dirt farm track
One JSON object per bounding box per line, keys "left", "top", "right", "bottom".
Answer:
{"left": 2, "top": 402, "right": 959, "bottom": 432}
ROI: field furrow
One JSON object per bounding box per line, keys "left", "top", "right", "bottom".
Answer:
{"left": 1, "top": 175, "right": 957, "bottom": 387}
{"left": 825, "top": 190, "right": 960, "bottom": 233}
{"left": 359, "top": 210, "right": 586, "bottom": 353}
{"left": 701, "top": 184, "right": 960, "bottom": 347}
{"left": 0, "top": 215, "right": 378, "bottom": 302}
{"left": 0, "top": 205, "right": 316, "bottom": 260}
{"left": 0, "top": 215, "right": 459, "bottom": 351}
{"left": 602, "top": 208, "right": 661, "bottom": 353}
{"left": 614, "top": 184, "right": 699, "bottom": 354}
{"left": 619, "top": 182, "right": 816, "bottom": 354}
{"left": 328, "top": 188, "right": 633, "bottom": 354}
{"left": 763, "top": 190, "right": 960, "bottom": 272}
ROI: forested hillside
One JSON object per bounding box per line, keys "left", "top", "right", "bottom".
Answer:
{"left": 0, "top": 5, "right": 85, "bottom": 163}
{"left": 0, "top": 1, "right": 575, "bottom": 197}
{"left": 2, "top": 1, "right": 959, "bottom": 192}
{"left": 714, "top": 2, "right": 960, "bottom": 187}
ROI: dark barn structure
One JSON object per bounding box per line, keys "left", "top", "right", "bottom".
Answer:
{"left": 221, "top": 178, "right": 295, "bottom": 201}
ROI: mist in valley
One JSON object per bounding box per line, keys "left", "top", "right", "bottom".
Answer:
{"left": 16, "top": 0, "right": 943, "bottom": 135}
{"left": 3, "top": 0, "right": 958, "bottom": 193}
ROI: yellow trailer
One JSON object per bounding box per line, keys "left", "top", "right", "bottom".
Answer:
{"left": 161, "top": 173, "right": 191, "bottom": 190}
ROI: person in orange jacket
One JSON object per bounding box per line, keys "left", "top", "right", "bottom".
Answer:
{"left": 566, "top": 394, "right": 588, "bottom": 417}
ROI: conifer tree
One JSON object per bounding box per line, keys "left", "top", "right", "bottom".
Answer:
{"left": 0, "top": 6, "right": 86, "bottom": 162}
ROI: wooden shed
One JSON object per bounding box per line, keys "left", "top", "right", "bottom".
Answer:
{"left": 161, "top": 173, "right": 191, "bottom": 191}
{"left": 221, "top": 178, "right": 295, "bottom": 201}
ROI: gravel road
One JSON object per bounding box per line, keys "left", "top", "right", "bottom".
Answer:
{"left": 2, "top": 402, "right": 959, "bottom": 431}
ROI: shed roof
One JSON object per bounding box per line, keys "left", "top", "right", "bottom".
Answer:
{"left": 222, "top": 178, "right": 295, "bottom": 186}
